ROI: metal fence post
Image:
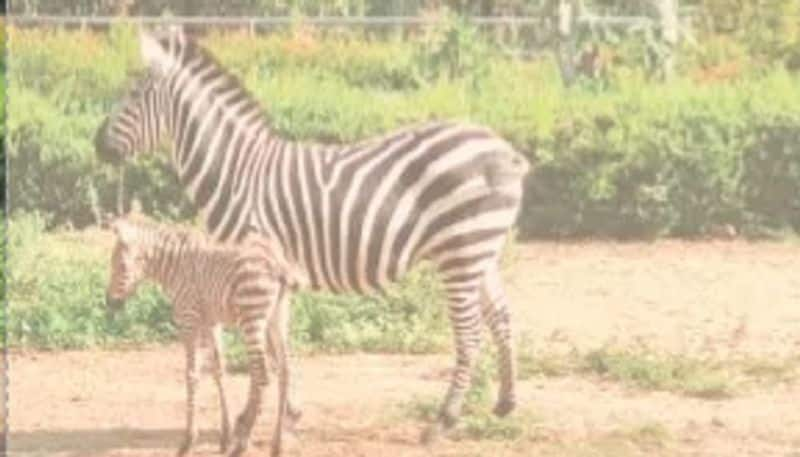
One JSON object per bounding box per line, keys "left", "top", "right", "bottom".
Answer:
{"left": 552, "top": 0, "right": 580, "bottom": 87}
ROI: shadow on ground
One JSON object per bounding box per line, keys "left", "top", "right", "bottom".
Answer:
{"left": 9, "top": 428, "right": 219, "bottom": 456}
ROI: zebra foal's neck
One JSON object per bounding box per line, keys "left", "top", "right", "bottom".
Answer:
{"left": 135, "top": 222, "right": 198, "bottom": 285}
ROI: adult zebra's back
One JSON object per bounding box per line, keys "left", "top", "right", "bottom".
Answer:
{"left": 95, "top": 27, "right": 530, "bottom": 444}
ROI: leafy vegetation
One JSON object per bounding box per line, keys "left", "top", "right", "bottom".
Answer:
{"left": 583, "top": 347, "right": 733, "bottom": 398}
{"left": 5, "top": 214, "right": 450, "bottom": 353}
{"left": 5, "top": 13, "right": 800, "bottom": 357}
{"left": 6, "top": 23, "right": 800, "bottom": 238}
{"left": 403, "top": 354, "right": 540, "bottom": 442}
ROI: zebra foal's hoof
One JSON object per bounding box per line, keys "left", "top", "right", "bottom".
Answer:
{"left": 226, "top": 434, "right": 249, "bottom": 457}
{"left": 176, "top": 432, "right": 197, "bottom": 457}
{"left": 226, "top": 443, "right": 246, "bottom": 457}
{"left": 420, "top": 422, "right": 444, "bottom": 446}
{"left": 493, "top": 397, "right": 516, "bottom": 418}
{"left": 286, "top": 405, "right": 303, "bottom": 430}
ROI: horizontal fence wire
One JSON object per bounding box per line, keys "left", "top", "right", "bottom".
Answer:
{"left": 6, "top": 12, "right": 698, "bottom": 61}
{"left": 7, "top": 13, "right": 690, "bottom": 29}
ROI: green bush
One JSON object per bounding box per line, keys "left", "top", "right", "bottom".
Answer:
{"left": 6, "top": 25, "right": 800, "bottom": 238}
{"left": 695, "top": 0, "right": 800, "bottom": 65}
{"left": 0, "top": 214, "right": 6, "bottom": 350}
{"left": 6, "top": 216, "right": 449, "bottom": 352}
{"left": 6, "top": 213, "right": 176, "bottom": 348}
{"left": 520, "top": 72, "right": 800, "bottom": 237}
{"left": 291, "top": 264, "right": 448, "bottom": 354}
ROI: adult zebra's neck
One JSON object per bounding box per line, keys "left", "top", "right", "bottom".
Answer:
{"left": 161, "top": 42, "right": 284, "bottom": 241}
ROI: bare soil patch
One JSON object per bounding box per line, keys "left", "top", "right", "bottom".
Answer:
{"left": 7, "top": 241, "right": 800, "bottom": 457}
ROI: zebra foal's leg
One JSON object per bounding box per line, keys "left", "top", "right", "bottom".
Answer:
{"left": 480, "top": 264, "right": 517, "bottom": 417}
{"left": 178, "top": 329, "right": 201, "bottom": 457}
{"left": 228, "top": 315, "right": 269, "bottom": 457}
{"left": 210, "top": 324, "right": 232, "bottom": 453}
{"left": 265, "top": 293, "right": 291, "bottom": 457}
{"left": 266, "top": 293, "right": 301, "bottom": 431}
{"left": 421, "top": 280, "right": 484, "bottom": 444}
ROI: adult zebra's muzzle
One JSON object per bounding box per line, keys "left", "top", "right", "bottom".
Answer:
{"left": 105, "top": 291, "right": 125, "bottom": 315}
{"left": 94, "top": 118, "right": 124, "bottom": 166}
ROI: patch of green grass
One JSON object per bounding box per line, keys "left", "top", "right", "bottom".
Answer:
{"left": 517, "top": 333, "right": 577, "bottom": 380}
{"left": 290, "top": 263, "right": 449, "bottom": 355}
{"left": 737, "top": 357, "right": 800, "bottom": 385}
{"left": 582, "top": 347, "right": 733, "bottom": 399}
{"left": 611, "top": 422, "right": 672, "bottom": 449}
{"left": 223, "top": 331, "right": 249, "bottom": 374}
{"left": 456, "top": 412, "right": 533, "bottom": 442}
{"left": 7, "top": 214, "right": 176, "bottom": 349}
{"left": 400, "top": 353, "right": 540, "bottom": 442}
{"left": 8, "top": 220, "right": 451, "bottom": 355}
{"left": 520, "top": 351, "right": 575, "bottom": 379}
{"left": 402, "top": 394, "right": 539, "bottom": 442}
{"left": 557, "top": 422, "right": 673, "bottom": 456}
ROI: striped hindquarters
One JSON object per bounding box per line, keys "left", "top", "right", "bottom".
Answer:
{"left": 254, "top": 121, "right": 529, "bottom": 294}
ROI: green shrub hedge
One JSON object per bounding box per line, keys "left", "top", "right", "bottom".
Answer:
{"left": 6, "top": 25, "right": 800, "bottom": 238}
{"left": 5, "top": 213, "right": 449, "bottom": 352}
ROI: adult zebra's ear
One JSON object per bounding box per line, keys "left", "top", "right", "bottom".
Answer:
{"left": 109, "top": 218, "right": 136, "bottom": 242}
{"left": 139, "top": 27, "right": 179, "bottom": 74}
{"left": 99, "top": 212, "right": 115, "bottom": 230}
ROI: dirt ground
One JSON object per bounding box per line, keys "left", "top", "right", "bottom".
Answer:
{"left": 7, "top": 241, "right": 800, "bottom": 457}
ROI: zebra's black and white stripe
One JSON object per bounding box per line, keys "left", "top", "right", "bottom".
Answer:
{"left": 105, "top": 214, "right": 305, "bottom": 457}
{"left": 95, "top": 26, "right": 530, "bottom": 443}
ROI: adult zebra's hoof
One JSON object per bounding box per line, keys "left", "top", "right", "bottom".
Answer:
{"left": 493, "top": 398, "right": 516, "bottom": 417}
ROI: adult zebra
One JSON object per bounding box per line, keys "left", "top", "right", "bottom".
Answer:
{"left": 95, "top": 27, "right": 530, "bottom": 444}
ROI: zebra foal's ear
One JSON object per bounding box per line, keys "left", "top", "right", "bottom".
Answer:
{"left": 109, "top": 218, "right": 136, "bottom": 242}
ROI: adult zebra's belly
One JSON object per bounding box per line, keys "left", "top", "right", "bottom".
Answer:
{"left": 254, "top": 173, "right": 522, "bottom": 296}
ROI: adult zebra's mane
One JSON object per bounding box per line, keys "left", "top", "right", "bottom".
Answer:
{"left": 167, "top": 33, "right": 274, "bottom": 133}
{"left": 161, "top": 33, "right": 394, "bottom": 151}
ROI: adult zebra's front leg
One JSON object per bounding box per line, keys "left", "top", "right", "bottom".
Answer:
{"left": 421, "top": 276, "right": 485, "bottom": 444}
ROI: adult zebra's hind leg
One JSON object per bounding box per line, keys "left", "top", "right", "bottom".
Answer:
{"left": 480, "top": 264, "right": 517, "bottom": 417}
{"left": 421, "top": 275, "right": 484, "bottom": 444}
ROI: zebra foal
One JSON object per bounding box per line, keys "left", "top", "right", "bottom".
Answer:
{"left": 105, "top": 213, "right": 306, "bottom": 457}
